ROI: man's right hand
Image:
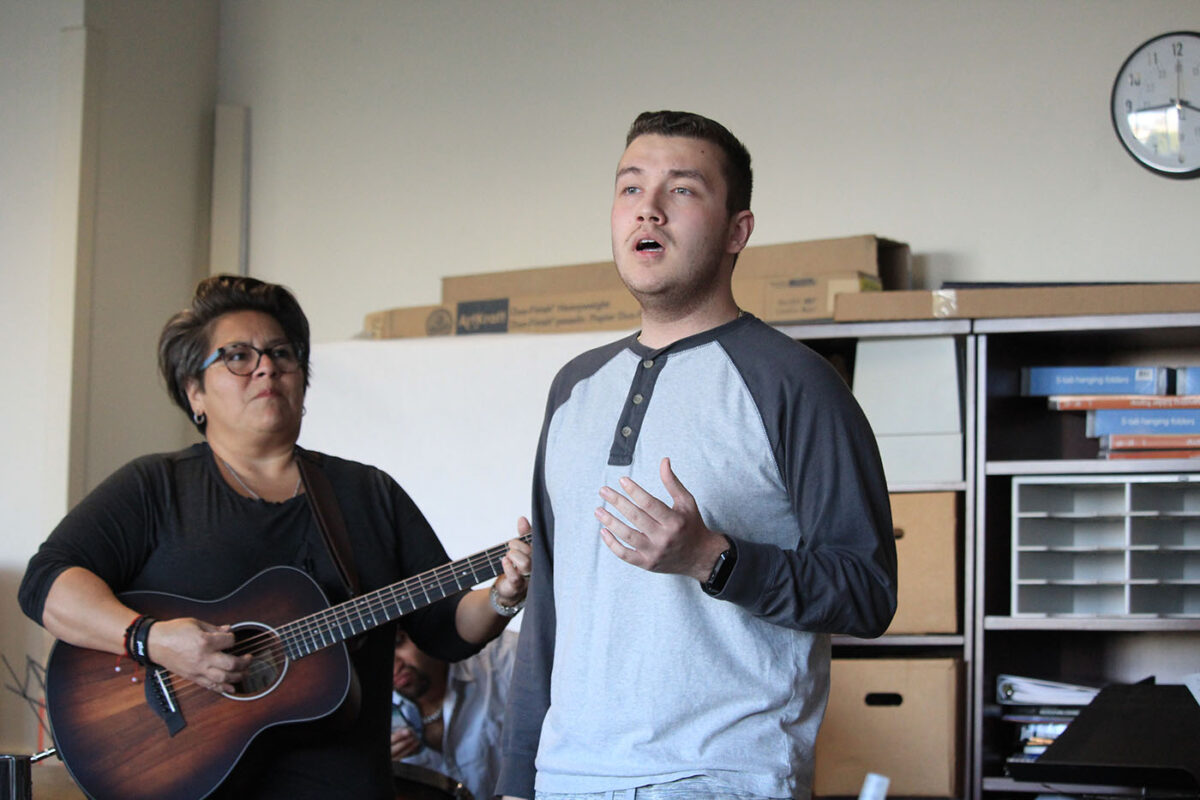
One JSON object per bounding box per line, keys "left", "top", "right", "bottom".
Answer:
{"left": 391, "top": 724, "right": 421, "bottom": 759}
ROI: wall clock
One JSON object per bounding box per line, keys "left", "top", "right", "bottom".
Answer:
{"left": 1110, "top": 31, "right": 1200, "bottom": 178}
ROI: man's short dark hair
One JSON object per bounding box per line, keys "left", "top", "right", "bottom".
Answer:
{"left": 625, "top": 110, "right": 753, "bottom": 216}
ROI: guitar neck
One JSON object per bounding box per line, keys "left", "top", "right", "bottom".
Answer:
{"left": 281, "top": 532, "right": 531, "bottom": 659}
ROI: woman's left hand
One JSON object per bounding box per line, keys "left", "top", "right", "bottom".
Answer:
{"left": 492, "top": 516, "right": 532, "bottom": 607}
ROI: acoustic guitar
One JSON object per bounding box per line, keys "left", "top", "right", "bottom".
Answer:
{"left": 44, "top": 534, "right": 530, "bottom": 800}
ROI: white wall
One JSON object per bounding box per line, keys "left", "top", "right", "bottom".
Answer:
{"left": 80, "top": 0, "right": 219, "bottom": 490}
{"left": 0, "top": 0, "right": 217, "bottom": 752}
{"left": 218, "top": 0, "right": 1200, "bottom": 343}
{"left": 2, "top": 0, "right": 1197, "bottom": 756}
{"left": 1, "top": 0, "right": 87, "bottom": 754}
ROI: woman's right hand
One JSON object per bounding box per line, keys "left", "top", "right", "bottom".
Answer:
{"left": 148, "top": 617, "right": 252, "bottom": 693}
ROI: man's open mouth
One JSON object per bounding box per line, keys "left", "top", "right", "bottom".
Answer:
{"left": 636, "top": 238, "right": 663, "bottom": 252}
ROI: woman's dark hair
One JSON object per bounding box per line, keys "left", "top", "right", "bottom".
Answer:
{"left": 158, "top": 274, "right": 311, "bottom": 432}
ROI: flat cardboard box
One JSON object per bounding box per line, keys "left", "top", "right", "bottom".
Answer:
{"left": 369, "top": 235, "right": 904, "bottom": 338}
{"left": 441, "top": 234, "right": 910, "bottom": 305}
{"left": 835, "top": 283, "right": 1200, "bottom": 322}
{"left": 735, "top": 272, "right": 881, "bottom": 323}
{"left": 361, "top": 292, "right": 642, "bottom": 338}
{"left": 443, "top": 258, "right": 622, "bottom": 305}
{"left": 886, "top": 492, "right": 958, "bottom": 635}
{"left": 735, "top": 236, "right": 910, "bottom": 288}
{"left": 455, "top": 289, "right": 642, "bottom": 334}
{"left": 449, "top": 271, "right": 875, "bottom": 333}
{"left": 814, "top": 658, "right": 960, "bottom": 797}
{"left": 368, "top": 270, "right": 880, "bottom": 339}
{"left": 363, "top": 305, "right": 456, "bottom": 338}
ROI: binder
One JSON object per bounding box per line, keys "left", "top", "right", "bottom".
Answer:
{"left": 996, "top": 674, "right": 1100, "bottom": 706}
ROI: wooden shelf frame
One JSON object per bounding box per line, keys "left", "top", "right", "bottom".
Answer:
{"left": 972, "top": 312, "right": 1200, "bottom": 799}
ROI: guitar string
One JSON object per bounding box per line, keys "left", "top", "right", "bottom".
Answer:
{"left": 274, "top": 538, "right": 516, "bottom": 651}
{"left": 161, "top": 545, "right": 511, "bottom": 706}
{"left": 219, "top": 544, "right": 508, "bottom": 659}
{"left": 161, "top": 549, "right": 510, "bottom": 706}
{"left": 155, "top": 537, "right": 524, "bottom": 703}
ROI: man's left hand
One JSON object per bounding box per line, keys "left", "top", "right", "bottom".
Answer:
{"left": 596, "top": 457, "right": 729, "bottom": 581}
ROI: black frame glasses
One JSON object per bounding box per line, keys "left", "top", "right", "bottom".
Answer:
{"left": 201, "top": 343, "right": 303, "bottom": 376}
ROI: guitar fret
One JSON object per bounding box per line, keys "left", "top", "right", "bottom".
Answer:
{"left": 271, "top": 532, "right": 530, "bottom": 663}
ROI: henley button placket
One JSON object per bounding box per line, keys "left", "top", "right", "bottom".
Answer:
{"left": 608, "top": 351, "right": 666, "bottom": 466}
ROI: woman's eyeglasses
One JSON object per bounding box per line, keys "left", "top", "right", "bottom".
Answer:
{"left": 201, "top": 343, "right": 302, "bottom": 376}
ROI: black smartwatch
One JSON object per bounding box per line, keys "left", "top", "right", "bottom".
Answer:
{"left": 700, "top": 537, "right": 737, "bottom": 596}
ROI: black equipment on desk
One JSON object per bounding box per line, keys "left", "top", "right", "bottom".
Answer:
{"left": 1008, "top": 683, "right": 1200, "bottom": 793}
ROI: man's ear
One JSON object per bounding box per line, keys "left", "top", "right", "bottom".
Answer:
{"left": 726, "top": 210, "right": 755, "bottom": 255}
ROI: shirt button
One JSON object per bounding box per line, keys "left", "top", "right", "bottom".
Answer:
{"left": 643, "top": 359, "right": 654, "bottom": 369}
{"left": 632, "top": 393, "right": 644, "bottom": 405}
{"left": 621, "top": 426, "right": 633, "bottom": 437}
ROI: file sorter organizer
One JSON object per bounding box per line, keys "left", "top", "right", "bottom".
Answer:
{"left": 1011, "top": 473, "right": 1200, "bottom": 616}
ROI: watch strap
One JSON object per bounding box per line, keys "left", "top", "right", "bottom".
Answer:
{"left": 701, "top": 536, "right": 738, "bottom": 596}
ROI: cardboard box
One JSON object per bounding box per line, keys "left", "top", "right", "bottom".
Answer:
{"left": 814, "top": 658, "right": 960, "bottom": 797}
{"left": 835, "top": 283, "right": 1200, "bottom": 322}
{"left": 370, "top": 270, "right": 878, "bottom": 337}
{"left": 443, "top": 258, "right": 622, "bottom": 305}
{"left": 365, "top": 234, "right": 906, "bottom": 338}
{"left": 735, "top": 236, "right": 910, "bottom": 289}
{"left": 886, "top": 492, "right": 959, "bottom": 635}
{"left": 735, "top": 272, "right": 881, "bottom": 323}
{"left": 363, "top": 305, "right": 456, "bottom": 338}
{"left": 441, "top": 234, "right": 910, "bottom": 305}
{"left": 455, "top": 289, "right": 642, "bottom": 334}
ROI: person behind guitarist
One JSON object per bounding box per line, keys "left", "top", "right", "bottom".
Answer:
{"left": 18, "top": 274, "right": 531, "bottom": 800}
{"left": 391, "top": 627, "right": 520, "bottom": 800}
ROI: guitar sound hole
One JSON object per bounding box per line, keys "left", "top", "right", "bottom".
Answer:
{"left": 227, "top": 623, "right": 288, "bottom": 700}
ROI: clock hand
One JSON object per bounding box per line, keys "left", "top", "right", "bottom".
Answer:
{"left": 1177, "top": 59, "right": 1183, "bottom": 110}
{"left": 1132, "top": 101, "right": 1177, "bottom": 113}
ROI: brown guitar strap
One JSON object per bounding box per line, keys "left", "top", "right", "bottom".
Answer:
{"left": 296, "top": 448, "right": 361, "bottom": 598}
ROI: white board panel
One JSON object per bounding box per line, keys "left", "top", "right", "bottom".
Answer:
{"left": 298, "top": 331, "right": 628, "bottom": 565}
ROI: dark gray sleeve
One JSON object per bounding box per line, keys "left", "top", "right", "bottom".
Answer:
{"left": 717, "top": 325, "right": 898, "bottom": 637}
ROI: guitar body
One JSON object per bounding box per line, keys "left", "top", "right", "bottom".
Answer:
{"left": 45, "top": 566, "right": 353, "bottom": 800}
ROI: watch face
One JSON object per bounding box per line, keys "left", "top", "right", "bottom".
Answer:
{"left": 1111, "top": 31, "right": 1200, "bottom": 178}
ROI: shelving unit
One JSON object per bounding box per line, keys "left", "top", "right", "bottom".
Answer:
{"left": 781, "top": 319, "right": 975, "bottom": 798}
{"left": 972, "top": 312, "right": 1200, "bottom": 800}
{"left": 780, "top": 312, "right": 1200, "bottom": 799}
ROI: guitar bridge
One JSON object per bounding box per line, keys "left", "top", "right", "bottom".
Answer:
{"left": 145, "top": 666, "right": 186, "bottom": 736}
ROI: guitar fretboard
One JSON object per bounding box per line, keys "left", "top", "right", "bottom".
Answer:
{"left": 279, "top": 533, "right": 531, "bottom": 659}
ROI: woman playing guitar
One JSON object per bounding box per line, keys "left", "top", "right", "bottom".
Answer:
{"left": 18, "top": 275, "right": 530, "bottom": 800}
